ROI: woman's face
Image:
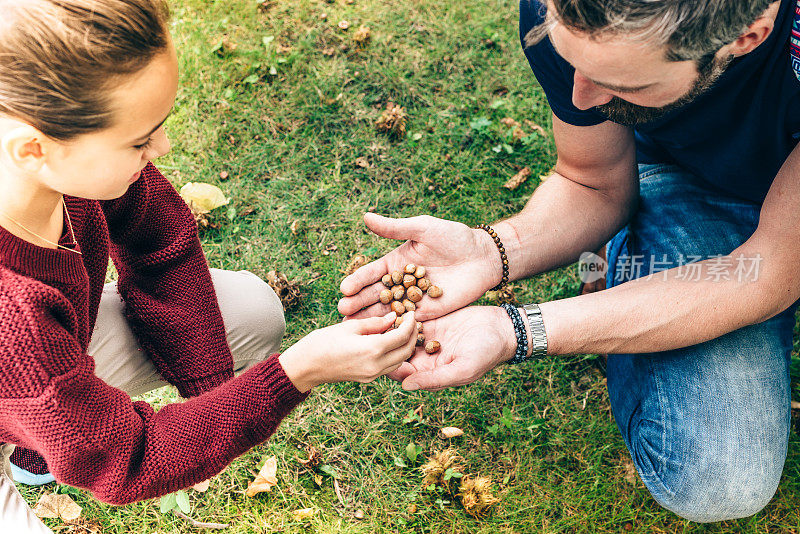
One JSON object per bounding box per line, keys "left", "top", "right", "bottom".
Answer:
{"left": 39, "top": 41, "right": 179, "bottom": 200}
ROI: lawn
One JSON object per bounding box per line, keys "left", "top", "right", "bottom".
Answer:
{"left": 20, "top": 0, "right": 800, "bottom": 531}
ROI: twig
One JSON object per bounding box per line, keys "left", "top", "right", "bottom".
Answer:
{"left": 581, "top": 391, "right": 589, "bottom": 411}
{"left": 172, "top": 509, "right": 229, "bottom": 529}
{"left": 333, "top": 479, "right": 345, "bottom": 507}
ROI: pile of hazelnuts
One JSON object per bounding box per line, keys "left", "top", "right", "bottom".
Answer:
{"left": 381, "top": 264, "right": 443, "bottom": 354}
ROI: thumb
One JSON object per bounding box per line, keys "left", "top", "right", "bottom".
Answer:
{"left": 401, "top": 354, "right": 465, "bottom": 391}
{"left": 353, "top": 311, "right": 397, "bottom": 335}
{"left": 364, "top": 213, "right": 429, "bottom": 242}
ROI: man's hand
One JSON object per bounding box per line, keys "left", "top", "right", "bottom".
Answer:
{"left": 387, "top": 306, "right": 518, "bottom": 391}
{"left": 338, "top": 213, "right": 503, "bottom": 321}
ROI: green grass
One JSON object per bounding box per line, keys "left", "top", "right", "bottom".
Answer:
{"left": 19, "top": 0, "right": 800, "bottom": 531}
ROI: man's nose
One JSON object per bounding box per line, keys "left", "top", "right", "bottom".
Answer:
{"left": 572, "top": 70, "right": 614, "bottom": 110}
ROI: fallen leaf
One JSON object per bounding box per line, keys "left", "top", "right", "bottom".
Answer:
{"left": 503, "top": 167, "right": 531, "bottom": 190}
{"left": 353, "top": 25, "right": 371, "bottom": 45}
{"left": 376, "top": 102, "right": 407, "bottom": 138}
{"left": 179, "top": 182, "right": 230, "bottom": 214}
{"left": 246, "top": 456, "right": 278, "bottom": 497}
{"left": 266, "top": 271, "right": 303, "bottom": 311}
{"left": 485, "top": 285, "right": 519, "bottom": 305}
{"left": 292, "top": 508, "right": 315, "bottom": 521}
{"left": 499, "top": 117, "right": 521, "bottom": 128}
{"left": 218, "top": 171, "right": 229, "bottom": 180}
{"left": 355, "top": 156, "right": 370, "bottom": 168}
{"left": 192, "top": 479, "right": 211, "bottom": 492}
{"left": 512, "top": 127, "right": 526, "bottom": 141}
{"left": 322, "top": 47, "right": 335, "bottom": 56}
{"left": 338, "top": 20, "right": 350, "bottom": 30}
{"left": 524, "top": 119, "right": 548, "bottom": 137}
{"left": 439, "top": 426, "right": 464, "bottom": 438}
{"left": 313, "top": 474, "right": 324, "bottom": 486}
{"left": 343, "top": 254, "right": 369, "bottom": 275}
{"left": 297, "top": 446, "right": 322, "bottom": 468}
{"left": 354, "top": 509, "right": 365, "bottom": 519}
{"left": 34, "top": 493, "right": 82, "bottom": 521}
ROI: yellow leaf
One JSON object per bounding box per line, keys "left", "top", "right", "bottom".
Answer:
{"left": 292, "top": 508, "right": 315, "bottom": 521}
{"left": 246, "top": 456, "right": 278, "bottom": 497}
{"left": 179, "top": 183, "right": 229, "bottom": 214}
{"left": 503, "top": 167, "right": 531, "bottom": 190}
{"left": 33, "top": 493, "right": 82, "bottom": 521}
{"left": 192, "top": 479, "right": 211, "bottom": 492}
{"left": 440, "top": 426, "right": 464, "bottom": 438}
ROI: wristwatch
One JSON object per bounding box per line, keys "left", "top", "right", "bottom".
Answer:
{"left": 522, "top": 304, "right": 548, "bottom": 358}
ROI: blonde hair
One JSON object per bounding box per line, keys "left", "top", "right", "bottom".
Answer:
{"left": 0, "top": 0, "right": 170, "bottom": 141}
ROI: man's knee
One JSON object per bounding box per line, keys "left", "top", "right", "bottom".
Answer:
{"left": 210, "top": 269, "right": 286, "bottom": 366}
{"left": 633, "top": 436, "right": 783, "bottom": 522}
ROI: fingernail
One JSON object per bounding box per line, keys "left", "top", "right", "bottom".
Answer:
{"left": 403, "top": 382, "right": 419, "bottom": 391}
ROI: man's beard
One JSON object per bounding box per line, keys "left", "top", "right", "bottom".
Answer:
{"left": 595, "top": 55, "right": 732, "bottom": 126}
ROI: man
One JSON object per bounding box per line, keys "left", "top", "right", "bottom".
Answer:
{"left": 338, "top": 0, "right": 800, "bottom": 522}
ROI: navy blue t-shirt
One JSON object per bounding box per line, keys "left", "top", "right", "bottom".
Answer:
{"left": 519, "top": 0, "right": 800, "bottom": 203}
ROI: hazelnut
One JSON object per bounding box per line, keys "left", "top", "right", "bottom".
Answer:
{"left": 391, "top": 301, "right": 406, "bottom": 315}
{"left": 416, "top": 321, "right": 423, "bottom": 332}
{"left": 392, "top": 286, "right": 405, "bottom": 301}
{"left": 427, "top": 285, "right": 443, "bottom": 298}
{"left": 379, "top": 289, "right": 392, "bottom": 304}
{"left": 416, "top": 333, "right": 426, "bottom": 346}
{"left": 404, "top": 263, "right": 417, "bottom": 274}
{"left": 403, "top": 273, "right": 416, "bottom": 288}
{"left": 381, "top": 274, "right": 393, "bottom": 287}
{"left": 402, "top": 299, "right": 416, "bottom": 312}
{"left": 424, "top": 340, "right": 441, "bottom": 354}
{"left": 391, "top": 270, "right": 403, "bottom": 285}
{"left": 414, "top": 265, "right": 426, "bottom": 278}
{"left": 406, "top": 285, "right": 423, "bottom": 303}
{"left": 417, "top": 277, "right": 431, "bottom": 291}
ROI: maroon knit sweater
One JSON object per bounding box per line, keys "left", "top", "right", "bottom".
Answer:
{"left": 0, "top": 163, "right": 306, "bottom": 504}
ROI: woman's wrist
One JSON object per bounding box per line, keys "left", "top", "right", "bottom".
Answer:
{"left": 278, "top": 350, "right": 316, "bottom": 393}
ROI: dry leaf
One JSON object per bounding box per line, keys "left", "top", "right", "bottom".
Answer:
{"left": 353, "top": 25, "right": 371, "bottom": 45}
{"left": 343, "top": 254, "right": 369, "bottom": 275}
{"left": 524, "top": 119, "right": 548, "bottom": 137}
{"left": 322, "top": 47, "right": 335, "bottom": 56}
{"left": 192, "top": 479, "right": 211, "bottom": 492}
{"left": 266, "top": 270, "right": 303, "bottom": 311}
{"left": 499, "top": 117, "right": 521, "bottom": 128}
{"left": 512, "top": 127, "right": 526, "bottom": 141}
{"left": 485, "top": 285, "right": 519, "bottom": 305}
{"left": 292, "top": 508, "right": 315, "bottom": 521}
{"left": 246, "top": 456, "right": 278, "bottom": 497}
{"left": 355, "top": 156, "right": 370, "bottom": 168}
{"left": 338, "top": 20, "right": 350, "bottom": 30}
{"left": 503, "top": 167, "right": 531, "bottom": 190}
{"left": 376, "top": 102, "right": 407, "bottom": 138}
{"left": 313, "top": 474, "right": 324, "bottom": 486}
{"left": 354, "top": 509, "right": 365, "bottom": 519}
{"left": 179, "top": 183, "right": 229, "bottom": 214}
{"left": 439, "top": 426, "right": 464, "bottom": 438}
{"left": 34, "top": 493, "right": 82, "bottom": 521}
{"left": 218, "top": 171, "right": 229, "bottom": 180}
{"left": 458, "top": 476, "right": 500, "bottom": 518}
{"left": 297, "top": 446, "right": 322, "bottom": 468}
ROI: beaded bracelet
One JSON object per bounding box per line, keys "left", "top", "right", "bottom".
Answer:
{"left": 476, "top": 224, "right": 509, "bottom": 291}
{"left": 500, "top": 303, "right": 528, "bottom": 364}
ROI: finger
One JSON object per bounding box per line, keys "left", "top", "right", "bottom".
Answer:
{"left": 401, "top": 356, "right": 470, "bottom": 391}
{"left": 382, "top": 317, "right": 420, "bottom": 366}
{"left": 340, "top": 256, "right": 390, "bottom": 297}
{"left": 338, "top": 280, "right": 385, "bottom": 316}
{"left": 343, "top": 301, "right": 390, "bottom": 321}
{"left": 352, "top": 311, "right": 397, "bottom": 335}
{"left": 386, "top": 361, "right": 416, "bottom": 381}
{"left": 379, "top": 311, "right": 417, "bottom": 350}
{"left": 363, "top": 212, "right": 430, "bottom": 242}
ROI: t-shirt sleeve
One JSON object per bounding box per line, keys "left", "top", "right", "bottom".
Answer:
{"left": 519, "top": 0, "right": 606, "bottom": 127}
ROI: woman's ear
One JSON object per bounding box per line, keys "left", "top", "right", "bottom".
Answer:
{"left": 0, "top": 124, "right": 49, "bottom": 173}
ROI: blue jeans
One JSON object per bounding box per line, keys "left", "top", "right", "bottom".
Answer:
{"left": 605, "top": 164, "right": 797, "bottom": 522}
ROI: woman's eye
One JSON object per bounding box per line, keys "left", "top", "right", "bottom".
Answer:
{"left": 134, "top": 138, "right": 153, "bottom": 150}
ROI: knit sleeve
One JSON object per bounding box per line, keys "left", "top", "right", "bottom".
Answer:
{"left": 0, "top": 285, "right": 307, "bottom": 504}
{"left": 101, "top": 163, "right": 233, "bottom": 398}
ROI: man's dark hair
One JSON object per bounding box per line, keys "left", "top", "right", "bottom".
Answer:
{"left": 526, "top": 0, "right": 774, "bottom": 63}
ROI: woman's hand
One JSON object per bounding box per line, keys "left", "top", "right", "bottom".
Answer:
{"left": 278, "top": 311, "right": 418, "bottom": 392}
{"left": 387, "top": 306, "right": 518, "bottom": 391}
{"left": 338, "top": 213, "right": 504, "bottom": 321}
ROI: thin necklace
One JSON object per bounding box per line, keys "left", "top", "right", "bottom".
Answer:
{"left": 0, "top": 197, "right": 82, "bottom": 255}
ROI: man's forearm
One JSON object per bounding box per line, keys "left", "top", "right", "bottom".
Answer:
{"left": 537, "top": 250, "right": 796, "bottom": 355}
{"left": 492, "top": 170, "right": 636, "bottom": 281}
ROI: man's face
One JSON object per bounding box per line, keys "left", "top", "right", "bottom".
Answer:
{"left": 547, "top": 21, "right": 728, "bottom": 126}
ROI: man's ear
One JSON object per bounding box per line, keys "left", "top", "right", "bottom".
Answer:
{"left": 720, "top": 2, "right": 779, "bottom": 58}
{"left": 0, "top": 125, "right": 49, "bottom": 173}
